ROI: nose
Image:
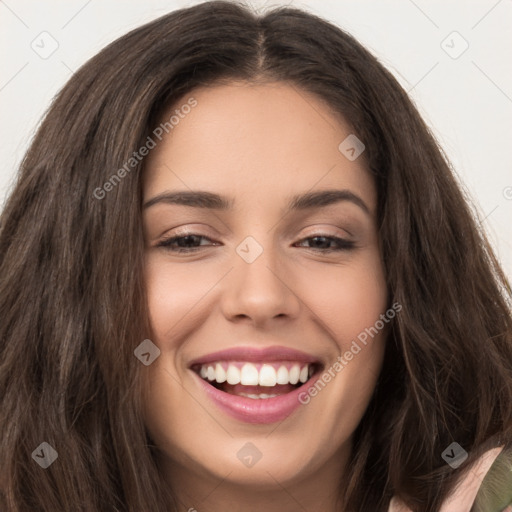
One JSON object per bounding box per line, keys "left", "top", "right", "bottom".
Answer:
{"left": 220, "top": 240, "right": 302, "bottom": 328}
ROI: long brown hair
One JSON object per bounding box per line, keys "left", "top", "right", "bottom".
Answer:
{"left": 1, "top": 1, "right": 511, "bottom": 510}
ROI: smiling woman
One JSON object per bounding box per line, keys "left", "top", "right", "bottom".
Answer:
{"left": 0, "top": 1, "right": 511, "bottom": 512}
{"left": 141, "top": 82, "right": 388, "bottom": 502}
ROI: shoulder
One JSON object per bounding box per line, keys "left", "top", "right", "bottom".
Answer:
{"left": 473, "top": 445, "right": 512, "bottom": 512}
{"left": 388, "top": 446, "right": 509, "bottom": 512}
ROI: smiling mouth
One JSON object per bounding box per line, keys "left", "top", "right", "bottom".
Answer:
{"left": 191, "top": 361, "right": 322, "bottom": 399}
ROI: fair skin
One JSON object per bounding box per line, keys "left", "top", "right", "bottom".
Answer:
{"left": 142, "top": 81, "right": 388, "bottom": 512}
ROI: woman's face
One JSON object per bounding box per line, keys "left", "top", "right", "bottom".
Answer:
{"left": 142, "top": 81, "right": 388, "bottom": 501}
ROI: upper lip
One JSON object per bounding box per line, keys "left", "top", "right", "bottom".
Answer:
{"left": 189, "top": 345, "right": 322, "bottom": 367}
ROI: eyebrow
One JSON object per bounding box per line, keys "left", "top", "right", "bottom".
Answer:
{"left": 143, "top": 189, "right": 370, "bottom": 215}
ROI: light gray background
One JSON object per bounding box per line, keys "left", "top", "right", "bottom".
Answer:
{"left": 1, "top": 0, "right": 511, "bottom": 277}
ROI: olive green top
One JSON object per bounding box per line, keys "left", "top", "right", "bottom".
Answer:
{"left": 472, "top": 446, "right": 512, "bottom": 512}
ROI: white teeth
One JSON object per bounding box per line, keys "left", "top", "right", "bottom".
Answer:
{"left": 259, "top": 364, "right": 277, "bottom": 387}
{"left": 240, "top": 363, "right": 259, "bottom": 385}
{"left": 226, "top": 365, "right": 241, "bottom": 385}
{"left": 238, "top": 392, "right": 279, "bottom": 399}
{"left": 215, "top": 363, "right": 227, "bottom": 383}
{"left": 198, "top": 362, "right": 314, "bottom": 386}
{"left": 289, "top": 364, "right": 300, "bottom": 385}
{"left": 276, "top": 365, "right": 289, "bottom": 384}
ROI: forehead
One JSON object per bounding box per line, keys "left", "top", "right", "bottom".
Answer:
{"left": 143, "top": 82, "right": 376, "bottom": 215}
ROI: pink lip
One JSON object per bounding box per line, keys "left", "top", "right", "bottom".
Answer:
{"left": 189, "top": 345, "right": 320, "bottom": 366}
{"left": 188, "top": 345, "right": 322, "bottom": 424}
{"left": 192, "top": 370, "right": 321, "bottom": 424}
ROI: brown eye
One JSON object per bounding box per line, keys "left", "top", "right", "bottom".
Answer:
{"left": 294, "top": 235, "right": 355, "bottom": 252}
{"left": 157, "top": 234, "right": 219, "bottom": 252}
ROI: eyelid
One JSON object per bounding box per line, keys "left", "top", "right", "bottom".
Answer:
{"left": 298, "top": 224, "right": 353, "bottom": 239}
{"left": 156, "top": 225, "right": 219, "bottom": 241}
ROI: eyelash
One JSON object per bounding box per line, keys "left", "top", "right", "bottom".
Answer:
{"left": 156, "top": 233, "right": 356, "bottom": 254}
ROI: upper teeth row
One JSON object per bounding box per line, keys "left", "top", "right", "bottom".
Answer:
{"left": 199, "top": 362, "right": 312, "bottom": 387}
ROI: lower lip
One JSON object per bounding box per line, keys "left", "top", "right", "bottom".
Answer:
{"left": 192, "top": 371, "right": 320, "bottom": 424}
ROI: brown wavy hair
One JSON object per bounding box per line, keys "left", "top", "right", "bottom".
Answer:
{"left": 1, "top": 1, "right": 511, "bottom": 510}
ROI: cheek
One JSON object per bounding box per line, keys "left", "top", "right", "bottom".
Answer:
{"left": 302, "top": 257, "right": 387, "bottom": 346}
{"left": 144, "top": 257, "right": 214, "bottom": 340}
{"left": 146, "top": 248, "right": 388, "bottom": 346}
